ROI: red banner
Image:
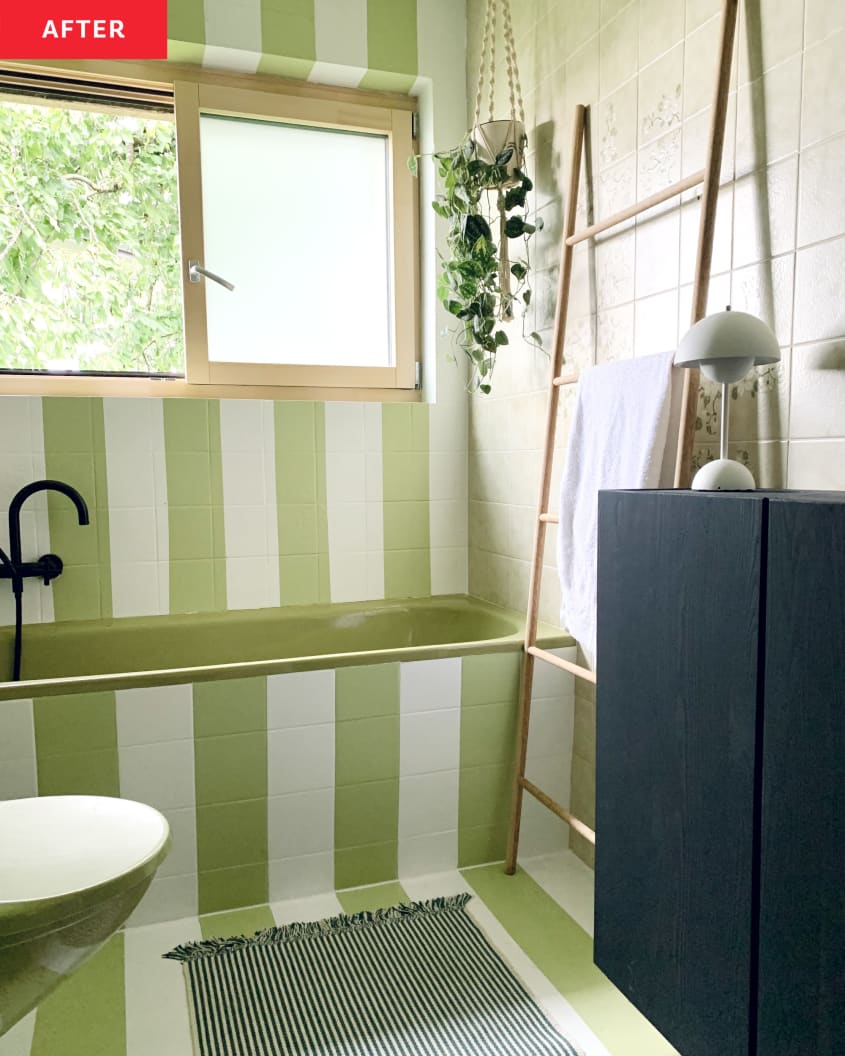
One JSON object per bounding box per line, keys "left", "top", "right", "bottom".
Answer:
{"left": 0, "top": 1, "right": 167, "bottom": 59}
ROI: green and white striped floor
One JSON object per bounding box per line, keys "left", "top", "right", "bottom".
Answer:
{"left": 1, "top": 852, "right": 678, "bottom": 1056}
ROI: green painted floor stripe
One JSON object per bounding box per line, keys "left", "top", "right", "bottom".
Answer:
{"left": 199, "top": 905, "right": 276, "bottom": 941}
{"left": 461, "top": 865, "right": 679, "bottom": 1056}
{"left": 30, "top": 933, "right": 125, "bottom": 1056}
{"left": 42, "top": 397, "right": 112, "bottom": 623}
{"left": 337, "top": 881, "right": 410, "bottom": 915}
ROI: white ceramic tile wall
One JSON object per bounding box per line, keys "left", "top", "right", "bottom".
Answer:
{"left": 468, "top": 0, "right": 845, "bottom": 623}
{"left": 0, "top": 398, "right": 52, "bottom": 628}
{"left": 324, "top": 402, "right": 385, "bottom": 603}
{"left": 104, "top": 398, "right": 169, "bottom": 619}
{"left": 266, "top": 668, "right": 336, "bottom": 898}
{"left": 398, "top": 658, "right": 461, "bottom": 875}
{"left": 117, "top": 684, "right": 198, "bottom": 924}
{"left": 219, "top": 399, "right": 280, "bottom": 610}
{"left": 0, "top": 698, "right": 37, "bottom": 800}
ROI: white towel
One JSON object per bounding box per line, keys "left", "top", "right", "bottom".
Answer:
{"left": 556, "top": 351, "right": 683, "bottom": 669}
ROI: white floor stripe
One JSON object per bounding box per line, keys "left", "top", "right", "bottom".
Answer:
{"left": 269, "top": 892, "right": 344, "bottom": 927}
{"left": 402, "top": 871, "right": 612, "bottom": 1056}
{"left": 124, "top": 915, "right": 202, "bottom": 1056}
{"left": 0, "top": 1010, "right": 35, "bottom": 1056}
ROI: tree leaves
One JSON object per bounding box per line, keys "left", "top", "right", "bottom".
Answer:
{"left": 0, "top": 99, "right": 182, "bottom": 373}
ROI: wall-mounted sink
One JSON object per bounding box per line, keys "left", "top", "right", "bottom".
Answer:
{"left": 0, "top": 796, "right": 170, "bottom": 1036}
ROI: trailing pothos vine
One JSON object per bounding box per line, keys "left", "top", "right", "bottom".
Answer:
{"left": 410, "top": 134, "right": 542, "bottom": 394}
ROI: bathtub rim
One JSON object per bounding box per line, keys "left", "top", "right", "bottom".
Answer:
{"left": 0, "top": 595, "right": 573, "bottom": 701}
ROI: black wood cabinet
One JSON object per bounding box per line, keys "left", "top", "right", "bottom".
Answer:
{"left": 594, "top": 490, "right": 845, "bottom": 1056}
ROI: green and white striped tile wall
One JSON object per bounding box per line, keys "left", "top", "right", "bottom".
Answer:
{"left": 0, "top": 649, "right": 575, "bottom": 923}
{"left": 167, "top": 0, "right": 424, "bottom": 94}
{"left": 0, "top": 396, "right": 467, "bottom": 623}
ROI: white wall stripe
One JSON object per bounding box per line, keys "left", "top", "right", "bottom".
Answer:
{"left": 324, "top": 403, "right": 384, "bottom": 603}
{"left": 219, "top": 399, "right": 280, "bottom": 611}
{"left": 402, "top": 870, "right": 613, "bottom": 1056}
{"left": 103, "top": 397, "right": 168, "bottom": 619}
{"left": 0, "top": 698, "right": 37, "bottom": 801}
{"left": 0, "top": 396, "right": 52, "bottom": 627}
{"left": 117, "top": 684, "right": 198, "bottom": 924}
{"left": 124, "top": 915, "right": 202, "bottom": 1056}
{"left": 521, "top": 850, "right": 596, "bottom": 940}
{"left": 307, "top": 62, "right": 368, "bottom": 89}
{"left": 313, "top": 0, "right": 367, "bottom": 71}
{"left": 203, "top": 0, "right": 262, "bottom": 71}
{"left": 267, "top": 670, "right": 336, "bottom": 899}
{"left": 398, "top": 658, "right": 461, "bottom": 876}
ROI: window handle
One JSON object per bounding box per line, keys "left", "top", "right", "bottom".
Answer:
{"left": 188, "top": 260, "right": 235, "bottom": 291}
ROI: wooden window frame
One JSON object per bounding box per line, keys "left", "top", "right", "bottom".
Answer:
{"left": 0, "top": 60, "right": 420, "bottom": 402}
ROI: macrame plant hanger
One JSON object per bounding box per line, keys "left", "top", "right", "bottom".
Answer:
{"left": 473, "top": 0, "right": 526, "bottom": 321}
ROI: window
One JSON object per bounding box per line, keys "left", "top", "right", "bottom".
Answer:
{"left": 0, "top": 64, "right": 419, "bottom": 397}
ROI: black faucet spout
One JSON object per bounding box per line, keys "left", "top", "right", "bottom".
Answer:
{"left": 8, "top": 479, "right": 90, "bottom": 571}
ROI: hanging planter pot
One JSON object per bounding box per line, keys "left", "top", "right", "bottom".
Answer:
{"left": 471, "top": 118, "right": 527, "bottom": 188}
{"left": 420, "top": 0, "right": 541, "bottom": 395}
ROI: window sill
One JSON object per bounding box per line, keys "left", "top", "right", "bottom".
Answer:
{"left": 0, "top": 374, "right": 422, "bottom": 403}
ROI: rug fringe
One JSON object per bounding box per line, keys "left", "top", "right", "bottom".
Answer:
{"left": 163, "top": 893, "right": 472, "bottom": 963}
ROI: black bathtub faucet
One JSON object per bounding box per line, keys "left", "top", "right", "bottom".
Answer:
{"left": 0, "top": 480, "right": 90, "bottom": 681}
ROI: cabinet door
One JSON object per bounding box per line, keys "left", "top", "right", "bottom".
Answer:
{"left": 758, "top": 498, "right": 845, "bottom": 1055}
{"left": 595, "top": 491, "right": 763, "bottom": 1056}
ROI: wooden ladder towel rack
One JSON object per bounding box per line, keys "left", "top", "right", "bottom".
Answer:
{"left": 505, "top": 0, "right": 739, "bottom": 874}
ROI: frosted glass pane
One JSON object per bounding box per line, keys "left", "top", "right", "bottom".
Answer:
{"left": 200, "top": 114, "right": 391, "bottom": 367}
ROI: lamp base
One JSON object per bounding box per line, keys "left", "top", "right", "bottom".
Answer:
{"left": 691, "top": 458, "right": 756, "bottom": 491}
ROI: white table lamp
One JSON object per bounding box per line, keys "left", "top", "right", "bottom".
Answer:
{"left": 675, "top": 309, "right": 780, "bottom": 490}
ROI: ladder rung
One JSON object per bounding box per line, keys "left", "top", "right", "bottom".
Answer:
{"left": 552, "top": 372, "right": 579, "bottom": 387}
{"left": 538, "top": 513, "right": 559, "bottom": 524}
{"left": 520, "top": 777, "right": 596, "bottom": 845}
{"left": 566, "top": 168, "right": 705, "bottom": 246}
{"left": 527, "top": 645, "right": 596, "bottom": 684}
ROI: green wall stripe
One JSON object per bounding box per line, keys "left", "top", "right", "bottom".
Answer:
{"left": 334, "top": 663, "right": 400, "bottom": 890}
{"left": 42, "top": 397, "right": 112, "bottom": 624}
{"left": 163, "top": 399, "right": 226, "bottom": 616}
{"left": 462, "top": 866, "right": 679, "bottom": 1055}
{"left": 167, "top": 0, "right": 205, "bottom": 47}
{"left": 34, "top": 690, "right": 119, "bottom": 797}
{"left": 458, "top": 653, "right": 520, "bottom": 868}
{"left": 382, "top": 404, "right": 431, "bottom": 599}
{"left": 274, "top": 401, "right": 330, "bottom": 606}
{"left": 259, "top": 0, "right": 316, "bottom": 79}
{"left": 338, "top": 880, "right": 409, "bottom": 915}
{"left": 366, "top": 0, "right": 417, "bottom": 77}
{"left": 194, "top": 677, "right": 268, "bottom": 915}
{"left": 30, "top": 934, "right": 125, "bottom": 1056}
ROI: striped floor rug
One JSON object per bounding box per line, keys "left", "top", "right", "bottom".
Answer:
{"left": 165, "top": 894, "right": 582, "bottom": 1056}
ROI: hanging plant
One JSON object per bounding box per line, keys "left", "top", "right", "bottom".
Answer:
{"left": 409, "top": 0, "right": 541, "bottom": 394}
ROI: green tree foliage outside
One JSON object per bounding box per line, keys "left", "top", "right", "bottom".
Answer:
{"left": 0, "top": 99, "right": 184, "bottom": 374}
